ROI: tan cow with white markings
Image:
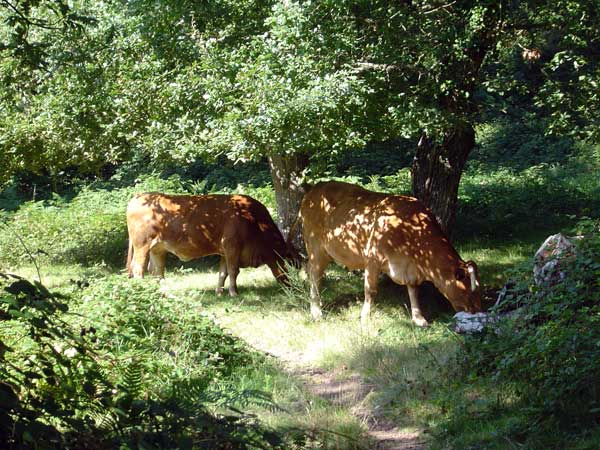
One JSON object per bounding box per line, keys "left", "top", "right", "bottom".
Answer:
{"left": 299, "top": 181, "right": 481, "bottom": 326}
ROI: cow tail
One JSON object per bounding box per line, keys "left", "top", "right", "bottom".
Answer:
{"left": 126, "top": 239, "right": 133, "bottom": 277}
{"left": 285, "top": 182, "right": 313, "bottom": 251}
{"left": 286, "top": 213, "right": 302, "bottom": 248}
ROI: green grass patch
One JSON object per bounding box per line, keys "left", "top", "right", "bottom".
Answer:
{"left": 2, "top": 265, "right": 370, "bottom": 449}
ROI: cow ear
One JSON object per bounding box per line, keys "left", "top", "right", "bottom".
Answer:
{"left": 466, "top": 261, "right": 479, "bottom": 291}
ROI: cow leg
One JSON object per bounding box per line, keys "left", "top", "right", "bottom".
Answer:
{"left": 224, "top": 248, "right": 241, "bottom": 297}
{"left": 130, "top": 243, "right": 150, "bottom": 279}
{"left": 306, "top": 249, "right": 331, "bottom": 320}
{"left": 148, "top": 249, "right": 166, "bottom": 278}
{"left": 407, "top": 285, "right": 429, "bottom": 327}
{"left": 361, "top": 263, "right": 380, "bottom": 324}
{"left": 215, "top": 256, "right": 228, "bottom": 296}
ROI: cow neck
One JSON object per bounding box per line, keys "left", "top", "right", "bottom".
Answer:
{"left": 422, "top": 243, "right": 464, "bottom": 301}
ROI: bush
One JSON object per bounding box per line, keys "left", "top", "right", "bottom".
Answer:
{"left": 0, "top": 274, "right": 289, "bottom": 449}
{"left": 456, "top": 161, "right": 600, "bottom": 237}
{"left": 472, "top": 117, "right": 575, "bottom": 170}
{"left": 0, "top": 174, "right": 190, "bottom": 268}
{"left": 461, "top": 219, "right": 600, "bottom": 433}
{"left": 77, "top": 276, "right": 252, "bottom": 386}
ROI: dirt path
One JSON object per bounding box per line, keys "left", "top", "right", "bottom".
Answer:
{"left": 296, "top": 366, "right": 427, "bottom": 450}
{"left": 200, "top": 293, "right": 428, "bottom": 449}
{"left": 265, "top": 348, "right": 428, "bottom": 450}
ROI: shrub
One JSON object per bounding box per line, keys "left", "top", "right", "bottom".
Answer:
{"left": 461, "top": 219, "right": 600, "bottom": 432}
{"left": 77, "top": 276, "right": 252, "bottom": 386}
{"left": 472, "top": 117, "right": 575, "bottom": 170}
{"left": 456, "top": 161, "right": 600, "bottom": 237}
{"left": 0, "top": 274, "right": 289, "bottom": 449}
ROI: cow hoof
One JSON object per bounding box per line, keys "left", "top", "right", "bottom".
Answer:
{"left": 412, "top": 317, "right": 429, "bottom": 327}
{"left": 215, "top": 288, "right": 224, "bottom": 296}
{"left": 228, "top": 291, "right": 239, "bottom": 297}
{"left": 310, "top": 306, "right": 323, "bottom": 321}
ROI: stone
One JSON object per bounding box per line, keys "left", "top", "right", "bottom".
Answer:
{"left": 533, "top": 233, "right": 580, "bottom": 286}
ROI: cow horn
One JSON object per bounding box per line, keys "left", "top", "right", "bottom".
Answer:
{"left": 467, "top": 264, "right": 477, "bottom": 291}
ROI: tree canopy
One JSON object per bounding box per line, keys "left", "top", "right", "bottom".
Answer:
{"left": 1, "top": 0, "right": 598, "bottom": 231}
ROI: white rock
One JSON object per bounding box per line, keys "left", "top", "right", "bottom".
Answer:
{"left": 454, "top": 311, "right": 494, "bottom": 333}
{"left": 533, "top": 233, "right": 579, "bottom": 286}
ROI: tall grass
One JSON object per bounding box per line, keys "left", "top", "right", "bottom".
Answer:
{"left": 0, "top": 174, "right": 278, "bottom": 270}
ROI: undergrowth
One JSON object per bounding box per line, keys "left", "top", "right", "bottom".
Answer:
{"left": 433, "top": 218, "right": 600, "bottom": 449}
{"left": 0, "top": 274, "right": 290, "bottom": 449}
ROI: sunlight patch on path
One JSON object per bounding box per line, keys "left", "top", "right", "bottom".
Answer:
{"left": 160, "top": 267, "right": 428, "bottom": 449}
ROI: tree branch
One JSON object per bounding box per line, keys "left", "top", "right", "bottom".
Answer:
{"left": 422, "top": 1, "right": 456, "bottom": 15}
{"left": 1, "top": 0, "right": 64, "bottom": 30}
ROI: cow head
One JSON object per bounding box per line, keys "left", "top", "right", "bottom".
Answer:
{"left": 449, "top": 260, "right": 482, "bottom": 313}
{"left": 269, "top": 243, "right": 303, "bottom": 285}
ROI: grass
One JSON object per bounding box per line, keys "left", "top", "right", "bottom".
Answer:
{"left": 6, "top": 262, "right": 372, "bottom": 449}
{"left": 6, "top": 222, "right": 600, "bottom": 448}
{"left": 3, "top": 229, "right": 541, "bottom": 444}
{"left": 456, "top": 234, "right": 542, "bottom": 287}
{"left": 63, "top": 233, "right": 532, "bottom": 441}
{"left": 2, "top": 147, "right": 598, "bottom": 448}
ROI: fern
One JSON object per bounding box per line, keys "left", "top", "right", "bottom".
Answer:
{"left": 119, "top": 359, "right": 144, "bottom": 398}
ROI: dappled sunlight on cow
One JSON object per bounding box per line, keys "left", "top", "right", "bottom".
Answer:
{"left": 299, "top": 181, "right": 481, "bottom": 326}
{"left": 126, "top": 193, "right": 297, "bottom": 295}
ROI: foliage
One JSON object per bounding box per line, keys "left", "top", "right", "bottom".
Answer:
{"left": 2, "top": 1, "right": 598, "bottom": 188}
{"left": 472, "top": 117, "right": 576, "bottom": 170}
{"left": 277, "top": 260, "right": 311, "bottom": 313}
{"left": 77, "top": 276, "right": 252, "bottom": 386}
{"left": 456, "top": 159, "right": 600, "bottom": 237}
{"left": 196, "top": 0, "right": 368, "bottom": 164}
{"left": 460, "top": 219, "right": 600, "bottom": 437}
{"left": 0, "top": 273, "right": 108, "bottom": 448}
{"left": 0, "top": 273, "right": 291, "bottom": 449}
{"left": 0, "top": 0, "right": 94, "bottom": 70}
{"left": 483, "top": 0, "right": 600, "bottom": 142}
{"left": 317, "top": 139, "right": 413, "bottom": 181}
{"left": 0, "top": 174, "right": 188, "bottom": 268}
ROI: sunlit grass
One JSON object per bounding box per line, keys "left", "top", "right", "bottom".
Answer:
{"left": 3, "top": 231, "right": 562, "bottom": 449}
{"left": 160, "top": 261, "right": 466, "bottom": 438}
{"left": 456, "top": 237, "right": 539, "bottom": 286}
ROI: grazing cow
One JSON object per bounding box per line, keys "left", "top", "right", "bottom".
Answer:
{"left": 299, "top": 181, "right": 481, "bottom": 326}
{"left": 126, "top": 193, "right": 296, "bottom": 295}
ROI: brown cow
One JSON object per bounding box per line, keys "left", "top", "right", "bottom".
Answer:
{"left": 299, "top": 181, "right": 481, "bottom": 326}
{"left": 126, "top": 192, "right": 295, "bottom": 295}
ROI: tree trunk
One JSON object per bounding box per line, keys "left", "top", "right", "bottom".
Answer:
{"left": 411, "top": 123, "right": 475, "bottom": 237}
{"left": 268, "top": 153, "right": 309, "bottom": 248}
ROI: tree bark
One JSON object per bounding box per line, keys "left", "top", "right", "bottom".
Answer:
{"left": 268, "top": 153, "right": 309, "bottom": 248}
{"left": 411, "top": 123, "right": 475, "bottom": 237}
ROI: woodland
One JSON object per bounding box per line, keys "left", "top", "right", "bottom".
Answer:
{"left": 1, "top": 1, "right": 599, "bottom": 449}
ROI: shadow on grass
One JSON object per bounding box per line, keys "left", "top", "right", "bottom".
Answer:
{"left": 320, "top": 322, "right": 460, "bottom": 432}
{"left": 152, "top": 231, "right": 543, "bottom": 324}
{"left": 182, "top": 260, "right": 500, "bottom": 321}
{"left": 318, "top": 276, "right": 470, "bottom": 327}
